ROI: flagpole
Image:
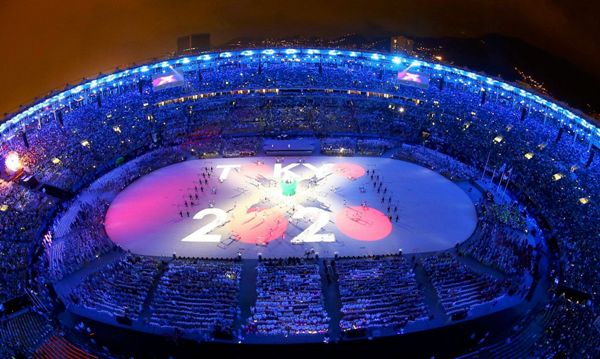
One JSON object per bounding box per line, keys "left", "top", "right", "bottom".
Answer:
{"left": 496, "top": 173, "right": 503, "bottom": 193}
{"left": 502, "top": 172, "right": 510, "bottom": 199}
{"left": 481, "top": 149, "right": 491, "bottom": 181}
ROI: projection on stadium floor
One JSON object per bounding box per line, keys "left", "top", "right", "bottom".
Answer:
{"left": 105, "top": 157, "right": 477, "bottom": 258}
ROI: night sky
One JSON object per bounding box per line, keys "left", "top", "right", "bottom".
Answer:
{"left": 0, "top": 0, "right": 598, "bottom": 116}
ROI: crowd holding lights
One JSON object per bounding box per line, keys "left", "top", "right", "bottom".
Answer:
{"left": 0, "top": 48, "right": 598, "bottom": 357}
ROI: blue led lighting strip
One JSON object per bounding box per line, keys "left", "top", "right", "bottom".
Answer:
{"left": 1, "top": 48, "right": 598, "bottom": 146}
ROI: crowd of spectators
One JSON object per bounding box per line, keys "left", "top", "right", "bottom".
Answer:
{"left": 403, "top": 75, "right": 598, "bottom": 351}
{"left": 334, "top": 255, "right": 428, "bottom": 331}
{"left": 222, "top": 136, "right": 261, "bottom": 157}
{"left": 459, "top": 221, "right": 534, "bottom": 276}
{"left": 148, "top": 259, "right": 241, "bottom": 336}
{"left": 0, "top": 310, "right": 52, "bottom": 357}
{"left": 320, "top": 137, "right": 356, "bottom": 156}
{"left": 0, "top": 240, "right": 33, "bottom": 303}
{"left": 480, "top": 201, "right": 527, "bottom": 232}
{"left": 86, "top": 146, "right": 187, "bottom": 195}
{"left": 421, "top": 253, "right": 510, "bottom": 316}
{"left": 459, "top": 200, "right": 535, "bottom": 276}
{"left": 47, "top": 199, "right": 116, "bottom": 281}
{"left": 392, "top": 144, "right": 478, "bottom": 180}
{"left": 0, "top": 182, "right": 56, "bottom": 302}
{"left": 68, "top": 254, "right": 161, "bottom": 321}
{"left": 356, "top": 139, "right": 395, "bottom": 156}
{"left": 246, "top": 258, "right": 329, "bottom": 335}
{"left": 531, "top": 296, "right": 600, "bottom": 358}
{"left": 44, "top": 146, "right": 186, "bottom": 281}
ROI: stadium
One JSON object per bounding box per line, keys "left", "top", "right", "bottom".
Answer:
{"left": 0, "top": 47, "right": 598, "bottom": 358}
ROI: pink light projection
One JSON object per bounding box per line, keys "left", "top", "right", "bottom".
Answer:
{"left": 104, "top": 162, "right": 204, "bottom": 245}
{"left": 333, "top": 163, "right": 366, "bottom": 179}
{"left": 335, "top": 206, "right": 392, "bottom": 241}
{"left": 229, "top": 206, "right": 289, "bottom": 244}
{"left": 152, "top": 75, "right": 177, "bottom": 87}
{"left": 240, "top": 162, "right": 272, "bottom": 179}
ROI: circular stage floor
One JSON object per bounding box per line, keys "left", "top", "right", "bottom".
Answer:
{"left": 105, "top": 156, "right": 477, "bottom": 258}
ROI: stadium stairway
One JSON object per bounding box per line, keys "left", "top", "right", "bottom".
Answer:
{"left": 236, "top": 259, "right": 258, "bottom": 331}
{"left": 455, "top": 303, "right": 557, "bottom": 358}
{"left": 413, "top": 258, "right": 448, "bottom": 322}
{"left": 320, "top": 259, "right": 342, "bottom": 340}
{"left": 0, "top": 310, "right": 53, "bottom": 356}
{"left": 33, "top": 335, "right": 98, "bottom": 359}
{"left": 137, "top": 260, "right": 169, "bottom": 324}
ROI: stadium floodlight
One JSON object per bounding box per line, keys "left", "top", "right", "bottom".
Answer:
{"left": 410, "top": 60, "right": 423, "bottom": 67}
{"left": 501, "top": 83, "right": 514, "bottom": 91}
